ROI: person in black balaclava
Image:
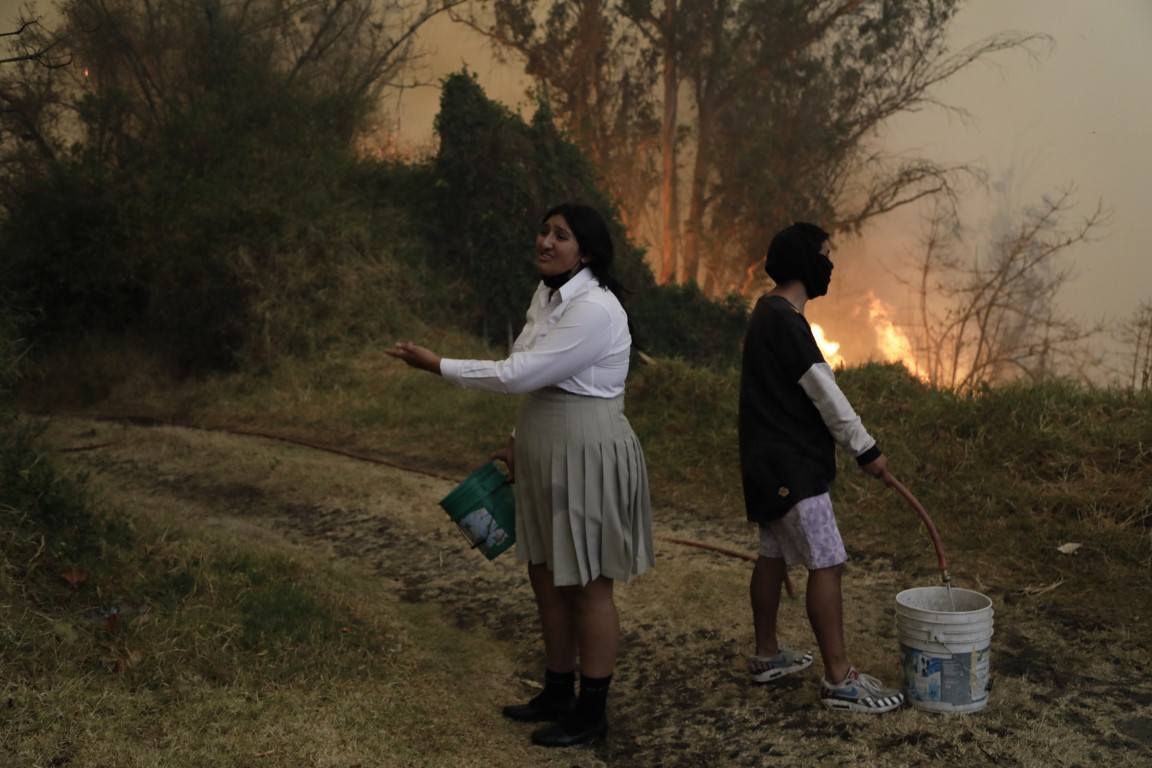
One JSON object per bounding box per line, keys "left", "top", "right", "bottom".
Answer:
{"left": 763, "top": 221, "right": 835, "bottom": 299}
{"left": 737, "top": 221, "right": 907, "bottom": 714}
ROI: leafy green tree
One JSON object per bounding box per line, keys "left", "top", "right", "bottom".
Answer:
{"left": 0, "top": 0, "right": 458, "bottom": 372}
{"left": 432, "top": 70, "right": 654, "bottom": 349}
{"left": 458, "top": 0, "right": 664, "bottom": 240}
{"left": 431, "top": 70, "right": 750, "bottom": 368}
{"left": 463, "top": 0, "right": 1044, "bottom": 294}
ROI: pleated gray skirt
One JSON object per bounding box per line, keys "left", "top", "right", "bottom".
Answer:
{"left": 513, "top": 387, "right": 654, "bottom": 587}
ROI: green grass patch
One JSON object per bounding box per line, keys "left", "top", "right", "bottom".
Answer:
{"left": 42, "top": 342, "right": 1152, "bottom": 551}
{"left": 0, "top": 485, "right": 531, "bottom": 767}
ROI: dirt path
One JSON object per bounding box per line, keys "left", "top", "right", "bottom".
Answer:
{"left": 41, "top": 416, "right": 1152, "bottom": 767}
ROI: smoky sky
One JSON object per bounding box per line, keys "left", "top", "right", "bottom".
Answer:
{"left": 409, "top": 0, "right": 1151, "bottom": 370}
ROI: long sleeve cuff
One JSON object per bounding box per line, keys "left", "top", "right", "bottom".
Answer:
{"left": 439, "top": 358, "right": 461, "bottom": 383}
{"left": 855, "top": 444, "right": 883, "bottom": 466}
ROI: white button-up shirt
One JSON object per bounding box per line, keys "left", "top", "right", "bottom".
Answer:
{"left": 439, "top": 268, "right": 631, "bottom": 398}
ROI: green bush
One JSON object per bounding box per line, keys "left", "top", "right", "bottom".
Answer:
{"left": 0, "top": 1, "right": 418, "bottom": 376}
{"left": 629, "top": 282, "right": 749, "bottom": 368}
{"left": 0, "top": 302, "right": 130, "bottom": 585}
{"left": 0, "top": 420, "right": 127, "bottom": 573}
{"left": 431, "top": 71, "right": 655, "bottom": 349}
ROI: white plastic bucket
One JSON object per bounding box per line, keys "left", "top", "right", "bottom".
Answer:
{"left": 895, "top": 586, "right": 994, "bottom": 714}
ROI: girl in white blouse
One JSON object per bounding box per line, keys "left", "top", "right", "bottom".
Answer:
{"left": 386, "top": 203, "right": 653, "bottom": 748}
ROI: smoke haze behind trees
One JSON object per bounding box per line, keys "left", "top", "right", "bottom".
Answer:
{"left": 2, "top": 0, "right": 1149, "bottom": 384}
{"left": 386, "top": 0, "right": 1152, "bottom": 379}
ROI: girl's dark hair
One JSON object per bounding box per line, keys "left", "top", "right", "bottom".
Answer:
{"left": 543, "top": 202, "right": 641, "bottom": 351}
{"left": 543, "top": 202, "right": 627, "bottom": 299}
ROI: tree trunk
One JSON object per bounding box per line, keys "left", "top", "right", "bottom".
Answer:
{"left": 658, "top": 0, "right": 678, "bottom": 285}
{"left": 681, "top": 95, "right": 713, "bottom": 286}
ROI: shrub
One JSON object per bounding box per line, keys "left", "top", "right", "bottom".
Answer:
{"left": 0, "top": 1, "right": 415, "bottom": 376}
{"left": 629, "top": 282, "right": 749, "bottom": 368}
{"left": 0, "top": 302, "right": 129, "bottom": 584}
{"left": 431, "top": 71, "right": 655, "bottom": 349}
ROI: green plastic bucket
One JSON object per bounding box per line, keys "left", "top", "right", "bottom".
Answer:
{"left": 438, "top": 462, "right": 515, "bottom": 560}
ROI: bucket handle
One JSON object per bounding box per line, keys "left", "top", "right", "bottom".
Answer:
{"left": 907, "top": 625, "right": 990, "bottom": 652}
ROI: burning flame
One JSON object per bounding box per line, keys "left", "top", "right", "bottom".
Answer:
{"left": 867, "top": 293, "right": 927, "bottom": 381}
{"left": 811, "top": 323, "right": 845, "bottom": 369}
{"left": 809, "top": 293, "right": 929, "bottom": 382}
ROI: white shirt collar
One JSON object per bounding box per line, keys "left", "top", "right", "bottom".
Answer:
{"left": 543, "top": 266, "right": 597, "bottom": 303}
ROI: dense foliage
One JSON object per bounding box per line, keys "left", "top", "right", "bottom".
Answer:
{"left": 0, "top": 305, "right": 125, "bottom": 589}
{"left": 429, "top": 70, "right": 654, "bottom": 348}
{"left": 0, "top": 1, "right": 434, "bottom": 374}
{"left": 467, "top": 0, "right": 1041, "bottom": 293}
{"left": 429, "top": 70, "right": 757, "bottom": 364}
{"left": 1, "top": 9, "right": 751, "bottom": 376}
{"left": 628, "top": 282, "right": 749, "bottom": 368}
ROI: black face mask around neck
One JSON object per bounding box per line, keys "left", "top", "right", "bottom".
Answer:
{"left": 541, "top": 263, "right": 586, "bottom": 290}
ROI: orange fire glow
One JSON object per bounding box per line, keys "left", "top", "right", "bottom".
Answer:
{"left": 867, "top": 293, "right": 927, "bottom": 381}
{"left": 811, "top": 323, "right": 846, "bottom": 369}
{"left": 810, "top": 293, "right": 928, "bottom": 381}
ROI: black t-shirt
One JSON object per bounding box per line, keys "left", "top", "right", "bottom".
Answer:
{"left": 738, "top": 295, "right": 837, "bottom": 522}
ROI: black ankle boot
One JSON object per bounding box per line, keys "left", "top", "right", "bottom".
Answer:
{"left": 502, "top": 669, "right": 577, "bottom": 722}
{"left": 530, "top": 672, "right": 611, "bottom": 746}
{"left": 502, "top": 694, "right": 577, "bottom": 722}
{"left": 530, "top": 714, "right": 608, "bottom": 747}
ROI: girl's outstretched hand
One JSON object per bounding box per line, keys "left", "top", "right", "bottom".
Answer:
{"left": 384, "top": 342, "right": 442, "bottom": 375}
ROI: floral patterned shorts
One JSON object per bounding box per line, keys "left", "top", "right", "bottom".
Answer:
{"left": 757, "top": 493, "right": 847, "bottom": 570}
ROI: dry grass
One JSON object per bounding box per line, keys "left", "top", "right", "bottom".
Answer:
{"left": 3, "top": 420, "right": 577, "bottom": 768}
{"left": 6, "top": 353, "right": 1152, "bottom": 766}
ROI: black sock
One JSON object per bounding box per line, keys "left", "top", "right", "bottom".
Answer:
{"left": 532, "top": 668, "right": 576, "bottom": 706}
{"left": 570, "top": 673, "right": 612, "bottom": 728}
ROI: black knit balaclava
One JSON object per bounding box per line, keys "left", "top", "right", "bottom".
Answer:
{"left": 763, "top": 222, "right": 833, "bottom": 298}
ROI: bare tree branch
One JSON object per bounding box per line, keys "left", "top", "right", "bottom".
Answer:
{"left": 900, "top": 184, "right": 1111, "bottom": 390}
{"left": 0, "top": 17, "right": 73, "bottom": 69}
